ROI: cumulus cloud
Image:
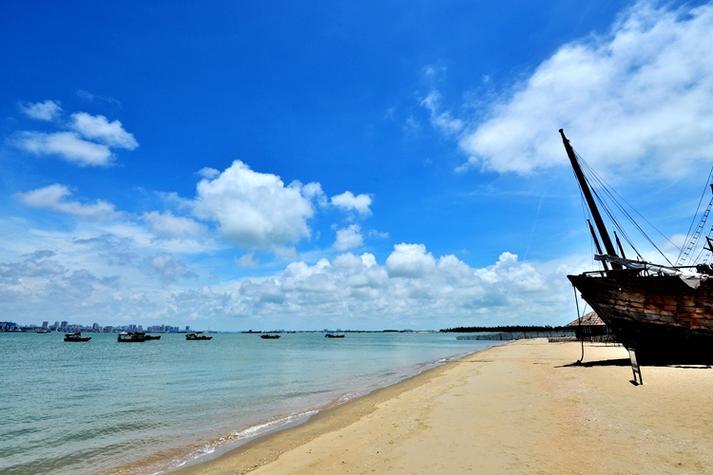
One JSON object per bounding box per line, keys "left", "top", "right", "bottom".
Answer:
{"left": 12, "top": 131, "right": 113, "bottom": 166}
{"left": 0, "top": 218, "right": 574, "bottom": 326}
{"left": 69, "top": 112, "right": 138, "bottom": 150}
{"left": 198, "top": 167, "right": 220, "bottom": 179}
{"left": 330, "top": 191, "right": 372, "bottom": 216}
{"left": 334, "top": 224, "right": 364, "bottom": 251}
{"left": 142, "top": 211, "right": 207, "bottom": 237}
{"left": 193, "top": 160, "right": 315, "bottom": 249}
{"left": 15, "top": 184, "right": 117, "bottom": 219}
{"left": 18, "top": 99, "right": 62, "bottom": 121}
{"left": 11, "top": 104, "right": 137, "bottom": 166}
{"left": 386, "top": 243, "right": 436, "bottom": 277}
{"left": 302, "top": 182, "right": 328, "bottom": 207}
{"left": 204, "top": 245, "right": 561, "bottom": 323}
{"left": 458, "top": 2, "right": 713, "bottom": 177}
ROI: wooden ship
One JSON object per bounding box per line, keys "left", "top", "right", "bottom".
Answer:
{"left": 64, "top": 332, "right": 91, "bottom": 342}
{"left": 186, "top": 332, "right": 212, "bottom": 340}
{"left": 561, "top": 129, "right": 713, "bottom": 363}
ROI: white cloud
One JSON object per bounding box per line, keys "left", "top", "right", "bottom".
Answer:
{"left": 386, "top": 243, "right": 436, "bottom": 278}
{"left": 207, "top": 245, "right": 563, "bottom": 324}
{"left": 198, "top": 167, "right": 220, "bottom": 179}
{"left": 19, "top": 100, "right": 62, "bottom": 121}
{"left": 193, "top": 160, "right": 315, "bottom": 249}
{"left": 13, "top": 131, "right": 113, "bottom": 166}
{"left": 302, "top": 182, "right": 328, "bottom": 207}
{"left": 0, "top": 216, "right": 576, "bottom": 327}
{"left": 459, "top": 2, "right": 713, "bottom": 177}
{"left": 331, "top": 191, "right": 372, "bottom": 216}
{"left": 420, "top": 90, "right": 464, "bottom": 135}
{"left": 334, "top": 224, "right": 364, "bottom": 251}
{"left": 143, "top": 211, "right": 207, "bottom": 237}
{"left": 147, "top": 254, "right": 195, "bottom": 282}
{"left": 70, "top": 112, "right": 138, "bottom": 150}
{"left": 236, "top": 253, "right": 259, "bottom": 268}
{"left": 11, "top": 108, "right": 137, "bottom": 166}
{"left": 15, "top": 184, "right": 117, "bottom": 219}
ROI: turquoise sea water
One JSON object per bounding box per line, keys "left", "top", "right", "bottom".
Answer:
{"left": 1, "top": 332, "right": 497, "bottom": 474}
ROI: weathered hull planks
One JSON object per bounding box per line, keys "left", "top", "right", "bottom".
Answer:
{"left": 568, "top": 272, "right": 713, "bottom": 363}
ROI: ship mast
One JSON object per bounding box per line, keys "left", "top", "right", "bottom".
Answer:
{"left": 559, "top": 129, "right": 621, "bottom": 270}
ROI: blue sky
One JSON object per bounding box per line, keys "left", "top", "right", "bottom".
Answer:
{"left": 2, "top": 1, "right": 713, "bottom": 330}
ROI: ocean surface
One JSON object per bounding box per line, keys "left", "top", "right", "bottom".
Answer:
{"left": 1, "top": 332, "right": 498, "bottom": 474}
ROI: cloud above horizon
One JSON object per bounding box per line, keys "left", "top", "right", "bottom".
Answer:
{"left": 11, "top": 103, "right": 138, "bottom": 166}
{"left": 0, "top": 231, "right": 575, "bottom": 327}
{"left": 18, "top": 99, "right": 62, "bottom": 121}
{"left": 192, "top": 160, "right": 317, "bottom": 250}
{"left": 15, "top": 184, "right": 118, "bottom": 219}
{"left": 330, "top": 191, "right": 372, "bottom": 216}
{"left": 456, "top": 2, "right": 713, "bottom": 177}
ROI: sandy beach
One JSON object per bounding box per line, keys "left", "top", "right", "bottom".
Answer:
{"left": 177, "top": 339, "right": 713, "bottom": 474}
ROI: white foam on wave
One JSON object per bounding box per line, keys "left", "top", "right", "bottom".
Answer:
{"left": 165, "top": 409, "right": 320, "bottom": 473}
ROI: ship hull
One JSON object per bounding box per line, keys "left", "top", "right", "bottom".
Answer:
{"left": 568, "top": 271, "right": 713, "bottom": 364}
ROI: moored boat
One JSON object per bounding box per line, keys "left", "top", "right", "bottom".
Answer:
{"left": 324, "top": 333, "right": 345, "bottom": 338}
{"left": 260, "top": 334, "right": 280, "bottom": 339}
{"left": 117, "top": 332, "right": 149, "bottom": 343}
{"left": 561, "top": 129, "right": 713, "bottom": 363}
{"left": 186, "top": 332, "right": 212, "bottom": 340}
{"left": 64, "top": 332, "right": 91, "bottom": 342}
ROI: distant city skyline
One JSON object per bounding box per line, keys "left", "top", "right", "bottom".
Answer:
{"left": 2, "top": 1, "right": 713, "bottom": 329}
{"left": 0, "top": 320, "right": 192, "bottom": 333}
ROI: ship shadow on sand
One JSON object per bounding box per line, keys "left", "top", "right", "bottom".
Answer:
{"left": 556, "top": 359, "right": 713, "bottom": 369}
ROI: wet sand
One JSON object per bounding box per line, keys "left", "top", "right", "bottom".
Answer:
{"left": 177, "top": 339, "right": 713, "bottom": 474}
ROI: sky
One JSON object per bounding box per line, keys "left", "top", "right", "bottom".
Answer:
{"left": 2, "top": 0, "right": 713, "bottom": 330}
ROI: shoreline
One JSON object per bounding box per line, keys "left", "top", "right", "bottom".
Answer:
{"left": 178, "top": 339, "right": 713, "bottom": 474}
{"left": 172, "top": 344, "right": 501, "bottom": 474}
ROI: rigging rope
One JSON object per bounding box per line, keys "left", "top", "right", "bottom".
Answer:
{"left": 677, "top": 168, "right": 713, "bottom": 265}
{"left": 572, "top": 149, "right": 674, "bottom": 265}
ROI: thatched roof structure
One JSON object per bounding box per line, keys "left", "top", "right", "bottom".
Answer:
{"left": 567, "top": 311, "right": 605, "bottom": 327}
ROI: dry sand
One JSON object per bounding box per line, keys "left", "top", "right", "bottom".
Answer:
{"left": 178, "top": 339, "right": 713, "bottom": 475}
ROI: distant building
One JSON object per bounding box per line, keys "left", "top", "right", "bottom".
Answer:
{"left": 0, "top": 321, "right": 18, "bottom": 332}
{"left": 60, "top": 321, "right": 68, "bottom": 330}
{"left": 567, "top": 311, "right": 615, "bottom": 342}
{"left": 42, "top": 321, "right": 49, "bottom": 329}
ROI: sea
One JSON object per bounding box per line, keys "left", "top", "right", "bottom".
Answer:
{"left": 0, "top": 331, "right": 498, "bottom": 474}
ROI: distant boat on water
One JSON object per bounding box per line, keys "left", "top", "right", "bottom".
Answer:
{"left": 186, "top": 332, "right": 212, "bottom": 341}
{"left": 64, "top": 332, "right": 91, "bottom": 342}
{"left": 324, "top": 333, "right": 345, "bottom": 338}
{"left": 117, "top": 332, "right": 158, "bottom": 343}
{"left": 561, "top": 129, "right": 713, "bottom": 363}
{"left": 260, "top": 334, "right": 281, "bottom": 339}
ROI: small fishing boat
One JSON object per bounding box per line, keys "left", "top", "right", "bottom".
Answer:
{"left": 260, "top": 334, "right": 281, "bottom": 339}
{"left": 64, "top": 332, "right": 91, "bottom": 342}
{"left": 186, "top": 332, "right": 212, "bottom": 341}
{"left": 143, "top": 334, "right": 161, "bottom": 340}
{"left": 324, "top": 333, "right": 345, "bottom": 338}
{"left": 117, "top": 332, "right": 148, "bottom": 343}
